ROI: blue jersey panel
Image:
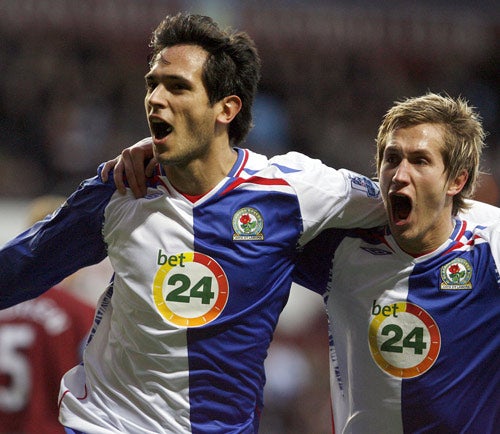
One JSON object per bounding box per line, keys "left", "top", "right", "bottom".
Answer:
{"left": 0, "top": 172, "right": 113, "bottom": 308}
{"left": 404, "top": 244, "right": 500, "bottom": 433}
{"left": 294, "top": 218, "right": 500, "bottom": 434}
{"left": 187, "top": 186, "right": 302, "bottom": 433}
{"left": 292, "top": 228, "right": 349, "bottom": 294}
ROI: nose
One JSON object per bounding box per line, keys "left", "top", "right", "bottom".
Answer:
{"left": 146, "top": 85, "right": 167, "bottom": 110}
{"left": 392, "top": 159, "right": 410, "bottom": 185}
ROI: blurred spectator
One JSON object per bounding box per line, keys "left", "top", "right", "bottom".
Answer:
{"left": 260, "top": 285, "right": 332, "bottom": 433}
{"left": 245, "top": 92, "right": 291, "bottom": 156}
{"left": 0, "top": 195, "right": 96, "bottom": 434}
{"left": 474, "top": 172, "right": 500, "bottom": 206}
{"left": 1, "top": 1, "right": 498, "bottom": 197}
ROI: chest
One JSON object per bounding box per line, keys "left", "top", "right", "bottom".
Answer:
{"left": 101, "top": 189, "right": 304, "bottom": 326}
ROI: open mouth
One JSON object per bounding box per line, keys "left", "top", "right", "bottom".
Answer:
{"left": 390, "top": 194, "right": 412, "bottom": 223}
{"left": 150, "top": 119, "right": 173, "bottom": 140}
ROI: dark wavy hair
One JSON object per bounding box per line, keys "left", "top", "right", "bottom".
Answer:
{"left": 149, "top": 13, "right": 261, "bottom": 146}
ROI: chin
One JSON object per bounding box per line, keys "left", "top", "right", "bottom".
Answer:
{"left": 390, "top": 224, "right": 410, "bottom": 241}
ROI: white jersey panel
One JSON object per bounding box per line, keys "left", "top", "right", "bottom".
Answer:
{"left": 60, "top": 188, "right": 196, "bottom": 433}
{"left": 1, "top": 147, "right": 386, "bottom": 433}
{"left": 267, "top": 152, "right": 385, "bottom": 245}
{"left": 461, "top": 199, "right": 500, "bottom": 224}
{"left": 326, "top": 236, "right": 413, "bottom": 434}
{"left": 296, "top": 217, "right": 500, "bottom": 433}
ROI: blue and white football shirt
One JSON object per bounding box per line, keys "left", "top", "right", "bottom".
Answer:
{"left": 295, "top": 206, "right": 500, "bottom": 433}
{"left": 0, "top": 148, "right": 384, "bottom": 433}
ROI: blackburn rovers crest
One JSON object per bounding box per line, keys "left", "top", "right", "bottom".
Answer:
{"left": 440, "top": 258, "right": 472, "bottom": 290}
{"left": 232, "top": 207, "right": 264, "bottom": 241}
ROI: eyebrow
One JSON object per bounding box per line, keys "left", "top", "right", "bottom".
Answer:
{"left": 384, "top": 145, "right": 435, "bottom": 160}
{"left": 159, "top": 52, "right": 171, "bottom": 65}
{"left": 383, "top": 144, "right": 400, "bottom": 153}
{"left": 145, "top": 72, "right": 189, "bottom": 82}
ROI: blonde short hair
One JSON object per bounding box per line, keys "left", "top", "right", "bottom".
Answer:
{"left": 376, "top": 93, "right": 485, "bottom": 215}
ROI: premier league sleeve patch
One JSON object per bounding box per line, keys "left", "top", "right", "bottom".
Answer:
{"left": 350, "top": 175, "right": 380, "bottom": 198}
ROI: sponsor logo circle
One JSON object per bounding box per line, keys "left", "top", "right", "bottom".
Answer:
{"left": 153, "top": 252, "right": 229, "bottom": 327}
{"left": 368, "top": 302, "right": 440, "bottom": 378}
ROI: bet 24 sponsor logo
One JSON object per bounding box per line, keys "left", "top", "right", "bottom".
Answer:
{"left": 153, "top": 250, "right": 229, "bottom": 327}
{"left": 368, "top": 300, "right": 441, "bottom": 378}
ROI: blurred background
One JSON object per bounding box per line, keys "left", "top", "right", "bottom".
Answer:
{"left": 0, "top": 0, "right": 499, "bottom": 432}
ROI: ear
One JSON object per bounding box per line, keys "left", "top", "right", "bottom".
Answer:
{"left": 216, "top": 95, "right": 242, "bottom": 125}
{"left": 447, "top": 169, "right": 468, "bottom": 197}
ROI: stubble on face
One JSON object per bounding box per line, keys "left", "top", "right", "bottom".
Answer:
{"left": 145, "top": 45, "right": 217, "bottom": 168}
{"left": 379, "top": 124, "right": 455, "bottom": 255}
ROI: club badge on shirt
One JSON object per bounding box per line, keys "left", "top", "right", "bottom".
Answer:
{"left": 232, "top": 207, "right": 264, "bottom": 241}
{"left": 440, "top": 258, "right": 473, "bottom": 290}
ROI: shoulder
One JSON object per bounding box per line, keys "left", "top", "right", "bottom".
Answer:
{"left": 268, "top": 151, "right": 328, "bottom": 172}
{"left": 268, "top": 152, "right": 380, "bottom": 194}
{"left": 456, "top": 218, "right": 500, "bottom": 258}
{"left": 460, "top": 200, "right": 500, "bottom": 225}
{"left": 239, "top": 150, "right": 327, "bottom": 173}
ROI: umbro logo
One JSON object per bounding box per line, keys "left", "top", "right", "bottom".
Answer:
{"left": 361, "top": 247, "right": 392, "bottom": 255}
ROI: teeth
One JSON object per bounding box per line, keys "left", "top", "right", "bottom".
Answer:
{"left": 150, "top": 119, "right": 173, "bottom": 139}
{"left": 150, "top": 119, "right": 172, "bottom": 131}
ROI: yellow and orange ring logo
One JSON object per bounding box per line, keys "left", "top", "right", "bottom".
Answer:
{"left": 368, "top": 302, "right": 441, "bottom": 378}
{"left": 153, "top": 252, "right": 229, "bottom": 327}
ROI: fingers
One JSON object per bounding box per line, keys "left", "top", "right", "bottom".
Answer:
{"left": 112, "top": 153, "right": 128, "bottom": 195}
{"left": 101, "top": 149, "right": 144, "bottom": 197}
{"left": 101, "top": 157, "right": 119, "bottom": 183}
{"left": 115, "top": 148, "right": 147, "bottom": 198}
{"left": 103, "top": 137, "right": 155, "bottom": 198}
{"left": 145, "top": 158, "right": 158, "bottom": 178}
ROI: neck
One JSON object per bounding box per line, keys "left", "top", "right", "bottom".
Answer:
{"left": 395, "top": 217, "right": 456, "bottom": 256}
{"left": 163, "top": 147, "right": 238, "bottom": 196}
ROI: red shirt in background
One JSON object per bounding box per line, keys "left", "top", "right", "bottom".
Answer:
{"left": 0, "top": 287, "right": 94, "bottom": 434}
